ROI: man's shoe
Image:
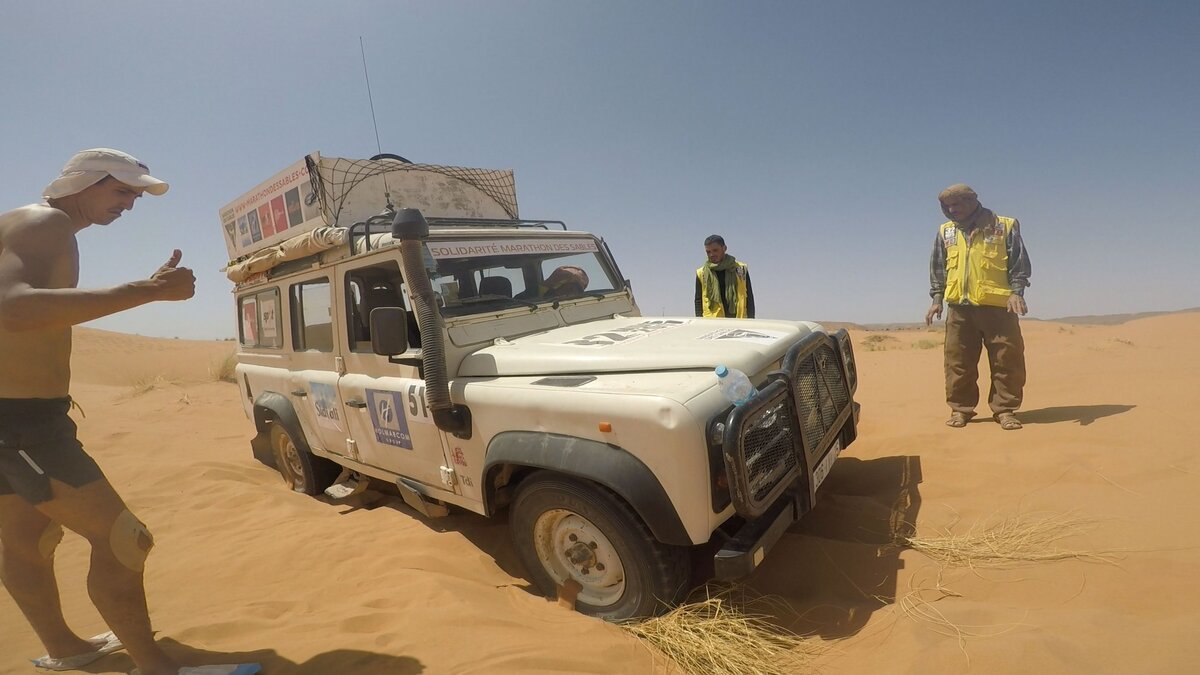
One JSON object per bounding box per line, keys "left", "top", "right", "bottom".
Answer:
{"left": 994, "top": 412, "right": 1023, "bottom": 430}
{"left": 945, "top": 412, "right": 973, "bottom": 428}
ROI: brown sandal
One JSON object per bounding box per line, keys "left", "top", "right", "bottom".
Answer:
{"left": 945, "top": 412, "right": 972, "bottom": 428}
{"left": 994, "top": 412, "right": 1023, "bottom": 430}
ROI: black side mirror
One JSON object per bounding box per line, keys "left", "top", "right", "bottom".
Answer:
{"left": 370, "top": 306, "right": 409, "bottom": 355}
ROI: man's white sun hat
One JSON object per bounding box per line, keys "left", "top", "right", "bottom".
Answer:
{"left": 43, "top": 148, "right": 169, "bottom": 199}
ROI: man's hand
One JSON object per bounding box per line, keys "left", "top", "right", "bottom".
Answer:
{"left": 1007, "top": 294, "right": 1027, "bottom": 316}
{"left": 925, "top": 301, "right": 943, "bottom": 326}
{"left": 149, "top": 249, "right": 195, "bottom": 301}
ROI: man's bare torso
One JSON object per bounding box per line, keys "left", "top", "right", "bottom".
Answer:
{"left": 0, "top": 204, "right": 79, "bottom": 399}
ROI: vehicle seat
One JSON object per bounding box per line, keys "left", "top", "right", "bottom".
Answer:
{"left": 478, "top": 276, "right": 513, "bottom": 298}
{"left": 358, "top": 284, "right": 403, "bottom": 339}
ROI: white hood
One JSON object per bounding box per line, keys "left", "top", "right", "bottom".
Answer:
{"left": 458, "top": 317, "right": 822, "bottom": 377}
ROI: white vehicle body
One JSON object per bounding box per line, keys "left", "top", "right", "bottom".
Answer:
{"left": 226, "top": 155, "right": 860, "bottom": 621}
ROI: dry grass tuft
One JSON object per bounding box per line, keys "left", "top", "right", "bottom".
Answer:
{"left": 911, "top": 338, "right": 941, "bottom": 350}
{"left": 861, "top": 334, "right": 899, "bottom": 351}
{"left": 621, "top": 586, "right": 826, "bottom": 675}
{"left": 884, "top": 571, "right": 1026, "bottom": 666}
{"left": 126, "top": 374, "right": 177, "bottom": 397}
{"left": 904, "top": 512, "right": 1119, "bottom": 570}
{"left": 210, "top": 351, "right": 239, "bottom": 383}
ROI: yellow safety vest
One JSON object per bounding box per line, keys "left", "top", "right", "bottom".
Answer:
{"left": 697, "top": 262, "right": 750, "bottom": 318}
{"left": 940, "top": 215, "right": 1015, "bottom": 308}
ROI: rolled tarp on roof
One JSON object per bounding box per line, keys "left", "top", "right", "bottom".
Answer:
{"left": 224, "top": 226, "right": 347, "bottom": 282}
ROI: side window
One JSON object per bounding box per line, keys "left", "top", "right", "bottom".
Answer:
{"left": 345, "top": 262, "right": 418, "bottom": 352}
{"left": 290, "top": 279, "right": 333, "bottom": 352}
{"left": 238, "top": 288, "right": 282, "bottom": 348}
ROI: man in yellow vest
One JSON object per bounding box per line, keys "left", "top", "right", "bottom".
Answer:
{"left": 695, "top": 235, "right": 755, "bottom": 318}
{"left": 925, "top": 184, "right": 1031, "bottom": 430}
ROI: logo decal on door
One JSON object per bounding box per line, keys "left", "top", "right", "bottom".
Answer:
{"left": 366, "top": 389, "right": 413, "bottom": 450}
{"left": 310, "top": 382, "right": 343, "bottom": 432}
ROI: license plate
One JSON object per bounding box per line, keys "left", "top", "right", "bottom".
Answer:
{"left": 813, "top": 439, "right": 842, "bottom": 490}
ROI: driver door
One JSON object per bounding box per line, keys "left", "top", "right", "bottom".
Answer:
{"left": 334, "top": 257, "right": 454, "bottom": 490}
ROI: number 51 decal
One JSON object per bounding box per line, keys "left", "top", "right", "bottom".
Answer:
{"left": 406, "top": 383, "right": 433, "bottom": 424}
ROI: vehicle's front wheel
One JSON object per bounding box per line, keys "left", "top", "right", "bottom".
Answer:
{"left": 269, "top": 423, "right": 339, "bottom": 496}
{"left": 510, "top": 472, "right": 690, "bottom": 621}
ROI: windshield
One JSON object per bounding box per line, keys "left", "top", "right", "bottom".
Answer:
{"left": 423, "top": 236, "right": 622, "bottom": 318}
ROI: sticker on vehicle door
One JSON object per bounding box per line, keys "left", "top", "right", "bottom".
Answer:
{"left": 309, "top": 382, "right": 343, "bottom": 432}
{"left": 403, "top": 383, "right": 434, "bottom": 425}
{"left": 365, "top": 389, "right": 413, "bottom": 449}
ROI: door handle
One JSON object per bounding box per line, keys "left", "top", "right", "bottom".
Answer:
{"left": 291, "top": 390, "right": 308, "bottom": 397}
{"left": 345, "top": 399, "right": 368, "bottom": 409}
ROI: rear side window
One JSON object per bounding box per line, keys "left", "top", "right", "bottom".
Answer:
{"left": 238, "top": 288, "right": 283, "bottom": 348}
{"left": 290, "top": 279, "right": 333, "bottom": 352}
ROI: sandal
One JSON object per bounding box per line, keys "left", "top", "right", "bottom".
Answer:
{"left": 945, "top": 412, "right": 972, "bottom": 428}
{"left": 994, "top": 412, "right": 1023, "bottom": 430}
{"left": 31, "top": 631, "right": 124, "bottom": 671}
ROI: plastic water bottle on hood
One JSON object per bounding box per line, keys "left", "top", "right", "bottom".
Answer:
{"left": 715, "top": 364, "right": 755, "bottom": 406}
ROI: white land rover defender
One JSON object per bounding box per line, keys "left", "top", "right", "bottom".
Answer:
{"left": 223, "top": 154, "right": 860, "bottom": 621}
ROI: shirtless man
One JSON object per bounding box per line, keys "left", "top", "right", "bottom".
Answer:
{"left": 0, "top": 149, "right": 258, "bottom": 675}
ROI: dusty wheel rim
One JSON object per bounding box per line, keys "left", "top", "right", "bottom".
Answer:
{"left": 532, "top": 508, "right": 625, "bottom": 607}
{"left": 272, "top": 429, "right": 306, "bottom": 491}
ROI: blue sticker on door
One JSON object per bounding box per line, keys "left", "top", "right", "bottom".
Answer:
{"left": 366, "top": 389, "right": 413, "bottom": 449}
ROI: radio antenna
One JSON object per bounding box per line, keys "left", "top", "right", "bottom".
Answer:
{"left": 359, "top": 36, "right": 393, "bottom": 210}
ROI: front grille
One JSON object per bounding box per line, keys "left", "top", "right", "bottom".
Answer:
{"left": 790, "top": 342, "right": 850, "bottom": 454}
{"left": 721, "top": 332, "right": 856, "bottom": 519}
{"left": 722, "top": 381, "right": 800, "bottom": 516}
{"left": 740, "top": 396, "right": 798, "bottom": 502}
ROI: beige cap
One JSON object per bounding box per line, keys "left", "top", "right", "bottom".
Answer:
{"left": 43, "top": 148, "right": 168, "bottom": 199}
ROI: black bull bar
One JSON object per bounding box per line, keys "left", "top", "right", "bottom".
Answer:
{"left": 714, "top": 330, "right": 859, "bottom": 580}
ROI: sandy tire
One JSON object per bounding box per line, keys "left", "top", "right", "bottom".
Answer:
{"left": 510, "top": 471, "right": 690, "bottom": 621}
{"left": 269, "top": 423, "right": 340, "bottom": 496}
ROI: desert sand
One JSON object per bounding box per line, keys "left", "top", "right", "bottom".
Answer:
{"left": 3, "top": 314, "right": 1198, "bottom": 674}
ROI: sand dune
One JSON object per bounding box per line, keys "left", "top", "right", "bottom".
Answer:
{"left": 3, "top": 314, "right": 1198, "bottom": 674}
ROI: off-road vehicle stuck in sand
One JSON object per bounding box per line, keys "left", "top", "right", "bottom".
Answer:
{"left": 221, "top": 153, "right": 860, "bottom": 621}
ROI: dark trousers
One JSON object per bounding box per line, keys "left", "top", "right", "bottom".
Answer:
{"left": 944, "top": 304, "right": 1026, "bottom": 415}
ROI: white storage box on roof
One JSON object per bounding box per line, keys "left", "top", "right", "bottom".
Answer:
{"left": 218, "top": 152, "right": 519, "bottom": 262}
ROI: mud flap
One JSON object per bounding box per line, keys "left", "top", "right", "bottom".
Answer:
{"left": 396, "top": 477, "right": 450, "bottom": 518}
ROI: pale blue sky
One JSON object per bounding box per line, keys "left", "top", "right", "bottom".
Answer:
{"left": 2, "top": 1, "right": 1196, "bottom": 338}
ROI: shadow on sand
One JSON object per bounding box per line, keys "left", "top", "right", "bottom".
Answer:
{"left": 1018, "top": 404, "right": 1135, "bottom": 426}
{"left": 740, "top": 455, "right": 923, "bottom": 639}
{"left": 79, "top": 639, "right": 423, "bottom": 674}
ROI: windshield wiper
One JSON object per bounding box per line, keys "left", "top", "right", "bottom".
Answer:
{"left": 458, "top": 294, "right": 540, "bottom": 309}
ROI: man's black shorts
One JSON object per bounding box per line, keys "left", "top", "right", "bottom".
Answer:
{"left": 0, "top": 398, "right": 104, "bottom": 504}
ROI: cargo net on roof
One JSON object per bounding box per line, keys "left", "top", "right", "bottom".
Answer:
{"left": 309, "top": 156, "right": 519, "bottom": 226}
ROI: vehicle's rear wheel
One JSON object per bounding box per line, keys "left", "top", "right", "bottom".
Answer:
{"left": 510, "top": 472, "right": 690, "bottom": 621}
{"left": 269, "top": 423, "right": 339, "bottom": 496}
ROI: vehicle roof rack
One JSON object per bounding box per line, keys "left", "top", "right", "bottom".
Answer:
{"left": 427, "top": 217, "right": 566, "bottom": 231}
{"left": 348, "top": 216, "right": 568, "bottom": 255}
